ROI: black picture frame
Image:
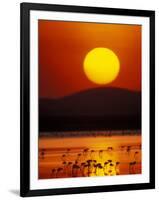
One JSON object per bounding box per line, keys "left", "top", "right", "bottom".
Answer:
{"left": 20, "top": 2, "right": 155, "bottom": 197}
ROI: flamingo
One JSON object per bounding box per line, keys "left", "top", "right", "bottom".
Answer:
{"left": 80, "top": 162, "right": 85, "bottom": 177}
{"left": 62, "top": 161, "right": 67, "bottom": 177}
{"left": 103, "top": 162, "right": 108, "bottom": 176}
{"left": 51, "top": 168, "right": 57, "bottom": 178}
{"left": 90, "top": 150, "right": 95, "bottom": 160}
{"left": 82, "top": 148, "right": 89, "bottom": 161}
{"left": 115, "top": 162, "right": 120, "bottom": 175}
{"left": 96, "top": 163, "right": 104, "bottom": 176}
{"left": 134, "top": 151, "right": 139, "bottom": 161}
{"left": 40, "top": 149, "right": 45, "bottom": 159}
{"left": 107, "top": 163, "right": 116, "bottom": 176}
{"left": 56, "top": 167, "right": 64, "bottom": 178}
{"left": 67, "top": 162, "right": 72, "bottom": 177}
{"left": 76, "top": 153, "right": 82, "bottom": 162}
{"left": 99, "top": 150, "right": 103, "bottom": 159}
{"left": 83, "top": 164, "right": 89, "bottom": 177}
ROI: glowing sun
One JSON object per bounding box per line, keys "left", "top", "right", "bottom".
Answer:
{"left": 83, "top": 47, "right": 120, "bottom": 85}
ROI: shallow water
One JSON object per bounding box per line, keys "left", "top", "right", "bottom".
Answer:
{"left": 39, "top": 134, "right": 141, "bottom": 179}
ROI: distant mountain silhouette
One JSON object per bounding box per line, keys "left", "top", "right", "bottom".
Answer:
{"left": 40, "top": 87, "right": 141, "bottom": 116}
{"left": 39, "top": 87, "right": 141, "bottom": 131}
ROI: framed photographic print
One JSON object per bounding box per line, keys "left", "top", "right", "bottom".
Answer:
{"left": 20, "top": 2, "right": 155, "bottom": 197}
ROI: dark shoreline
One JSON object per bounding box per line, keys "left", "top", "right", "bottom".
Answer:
{"left": 39, "top": 130, "right": 141, "bottom": 138}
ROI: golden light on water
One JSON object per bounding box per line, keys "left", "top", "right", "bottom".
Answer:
{"left": 39, "top": 134, "right": 141, "bottom": 179}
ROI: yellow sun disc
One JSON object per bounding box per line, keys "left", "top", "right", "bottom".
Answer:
{"left": 83, "top": 48, "right": 120, "bottom": 85}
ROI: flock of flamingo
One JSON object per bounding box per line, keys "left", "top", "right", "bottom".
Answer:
{"left": 39, "top": 144, "right": 141, "bottom": 179}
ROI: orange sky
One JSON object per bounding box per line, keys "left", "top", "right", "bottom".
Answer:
{"left": 39, "top": 20, "right": 141, "bottom": 99}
